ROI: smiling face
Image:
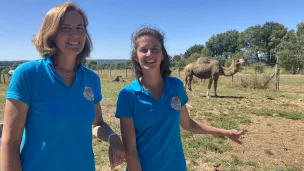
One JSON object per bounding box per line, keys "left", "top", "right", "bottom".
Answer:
{"left": 135, "top": 35, "right": 164, "bottom": 74}
{"left": 55, "top": 10, "right": 86, "bottom": 57}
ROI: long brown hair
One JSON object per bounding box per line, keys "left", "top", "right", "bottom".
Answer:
{"left": 32, "top": 2, "right": 92, "bottom": 66}
{"left": 131, "top": 26, "right": 172, "bottom": 78}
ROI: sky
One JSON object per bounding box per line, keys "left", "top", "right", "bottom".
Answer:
{"left": 0, "top": 0, "right": 303, "bottom": 61}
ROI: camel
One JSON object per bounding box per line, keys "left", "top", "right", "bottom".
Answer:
{"left": 184, "top": 57, "right": 244, "bottom": 98}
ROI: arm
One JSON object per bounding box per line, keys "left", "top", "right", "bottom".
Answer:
{"left": 120, "top": 118, "right": 142, "bottom": 171}
{"left": 92, "top": 102, "right": 125, "bottom": 169}
{"left": 1, "top": 99, "right": 28, "bottom": 171}
{"left": 180, "top": 105, "right": 244, "bottom": 144}
{"left": 92, "top": 102, "right": 119, "bottom": 142}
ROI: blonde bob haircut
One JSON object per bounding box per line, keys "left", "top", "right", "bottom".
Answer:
{"left": 32, "top": 2, "right": 92, "bottom": 66}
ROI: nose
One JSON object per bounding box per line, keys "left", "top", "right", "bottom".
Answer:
{"left": 146, "top": 50, "right": 152, "bottom": 56}
{"left": 69, "top": 28, "right": 80, "bottom": 36}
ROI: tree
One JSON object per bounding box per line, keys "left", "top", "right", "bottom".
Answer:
{"left": 87, "top": 60, "right": 97, "bottom": 70}
{"left": 0, "top": 66, "right": 10, "bottom": 83}
{"left": 12, "top": 61, "right": 23, "bottom": 70}
{"left": 171, "top": 55, "right": 182, "bottom": 67}
{"left": 205, "top": 30, "right": 240, "bottom": 57}
{"left": 176, "top": 58, "right": 187, "bottom": 70}
{"left": 239, "top": 22, "right": 287, "bottom": 64}
{"left": 278, "top": 23, "right": 304, "bottom": 74}
{"left": 187, "top": 53, "right": 201, "bottom": 63}
{"left": 262, "top": 22, "right": 287, "bottom": 64}
{"left": 2, "top": 67, "right": 10, "bottom": 83}
{"left": 238, "top": 25, "right": 264, "bottom": 63}
{"left": 183, "top": 44, "right": 204, "bottom": 59}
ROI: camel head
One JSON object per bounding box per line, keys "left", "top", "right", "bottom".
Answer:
{"left": 232, "top": 58, "right": 245, "bottom": 67}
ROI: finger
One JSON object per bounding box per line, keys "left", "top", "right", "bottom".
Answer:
{"left": 233, "top": 138, "right": 242, "bottom": 144}
{"left": 240, "top": 130, "right": 246, "bottom": 135}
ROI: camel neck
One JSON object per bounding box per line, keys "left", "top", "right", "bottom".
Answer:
{"left": 221, "top": 65, "right": 238, "bottom": 76}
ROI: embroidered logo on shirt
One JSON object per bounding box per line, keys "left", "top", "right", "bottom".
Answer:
{"left": 171, "top": 97, "right": 181, "bottom": 111}
{"left": 83, "top": 86, "right": 94, "bottom": 101}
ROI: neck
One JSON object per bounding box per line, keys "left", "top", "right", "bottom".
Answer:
{"left": 221, "top": 62, "right": 239, "bottom": 76}
{"left": 54, "top": 53, "right": 77, "bottom": 71}
{"left": 140, "top": 71, "right": 163, "bottom": 89}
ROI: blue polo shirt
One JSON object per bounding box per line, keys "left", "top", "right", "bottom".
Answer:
{"left": 115, "top": 76, "right": 189, "bottom": 171}
{"left": 6, "top": 56, "right": 102, "bottom": 171}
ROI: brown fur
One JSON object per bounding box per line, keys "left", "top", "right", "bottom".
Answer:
{"left": 184, "top": 57, "right": 244, "bottom": 97}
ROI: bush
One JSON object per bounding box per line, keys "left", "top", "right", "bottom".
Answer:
{"left": 224, "top": 59, "right": 232, "bottom": 67}
{"left": 252, "top": 62, "right": 265, "bottom": 73}
{"left": 227, "top": 73, "right": 275, "bottom": 89}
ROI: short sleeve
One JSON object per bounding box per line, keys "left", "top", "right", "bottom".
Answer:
{"left": 177, "top": 78, "right": 189, "bottom": 106}
{"left": 115, "top": 87, "right": 134, "bottom": 118}
{"left": 94, "top": 74, "right": 102, "bottom": 104}
{"left": 6, "top": 63, "right": 35, "bottom": 106}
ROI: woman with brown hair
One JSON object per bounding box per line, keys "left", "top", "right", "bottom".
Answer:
{"left": 1, "top": 2, "right": 125, "bottom": 171}
{"left": 115, "top": 26, "right": 244, "bottom": 171}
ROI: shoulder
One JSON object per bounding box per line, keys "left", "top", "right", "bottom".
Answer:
{"left": 13, "top": 59, "right": 43, "bottom": 76}
{"left": 118, "top": 83, "right": 137, "bottom": 99}
{"left": 81, "top": 66, "right": 100, "bottom": 80}
{"left": 167, "top": 76, "right": 184, "bottom": 86}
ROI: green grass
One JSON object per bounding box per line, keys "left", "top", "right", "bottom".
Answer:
{"left": 252, "top": 108, "right": 304, "bottom": 120}
{"left": 280, "top": 103, "right": 298, "bottom": 107}
{"left": 1, "top": 70, "right": 304, "bottom": 171}
{"left": 210, "top": 113, "right": 251, "bottom": 130}
{"left": 182, "top": 135, "right": 233, "bottom": 155}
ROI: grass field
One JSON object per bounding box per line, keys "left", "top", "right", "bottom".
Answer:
{"left": 0, "top": 68, "right": 304, "bottom": 171}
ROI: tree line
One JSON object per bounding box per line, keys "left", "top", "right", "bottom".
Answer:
{"left": 170, "top": 21, "right": 304, "bottom": 74}
{"left": 87, "top": 21, "right": 303, "bottom": 74}
{"left": 3, "top": 21, "right": 304, "bottom": 78}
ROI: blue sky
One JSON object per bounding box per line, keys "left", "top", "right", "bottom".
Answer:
{"left": 0, "top": 0, "right": 303, "bottom": 61}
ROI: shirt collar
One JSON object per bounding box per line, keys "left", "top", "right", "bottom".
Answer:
{"left": 130, "top": 75, "right": 172, "bottom": 92}
{"left": 44, "top": 56, "right": 84, "bottom": 72}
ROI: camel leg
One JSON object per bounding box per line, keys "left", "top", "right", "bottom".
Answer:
{"left": 206, "top": 77, "right": 213, "bottom": 98}
{"left": 184, "top": 76, "right": 188, "bottom": 92}
{"left": 188, "top": 75, "right": 193, "bottom": 91}
{"left": 214, "top": 77, "right": 219, "bottom": 97}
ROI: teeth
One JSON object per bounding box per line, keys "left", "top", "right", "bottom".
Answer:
{"left": 146, "top": 60, "right": 156, "bottom": 63}
{"left": 68, "top": 42, "right": 79, "bottom": 45}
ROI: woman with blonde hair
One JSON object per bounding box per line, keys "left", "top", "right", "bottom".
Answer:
{"left": 1, "top": 2, "right": 125, "bottom": 171}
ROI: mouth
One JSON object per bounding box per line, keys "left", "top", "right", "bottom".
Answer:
{"left": 145, "top": 59, "right": 156, "bottom": 64}
{"left": 66, "top": 41, "right": 80, "bottom": 45}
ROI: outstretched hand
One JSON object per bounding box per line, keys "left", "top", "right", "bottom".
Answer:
{"left": 108, "top": 135, "right": 126, "bottom": 170}
{"left": 226, "top": 130, "right": 245, "bottom": 144}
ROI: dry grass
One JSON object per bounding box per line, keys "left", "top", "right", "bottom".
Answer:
{"left": 0, "top": 70, "right": 304, "bottom": 171}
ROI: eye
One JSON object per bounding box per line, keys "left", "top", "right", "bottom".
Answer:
{"left": 77, "top": 27, "right": 85, "bottom": 32}
{"left": 61, "top": 27, "right": 71, "bottom": 32}
{"left": 140, "top": 48, "right": 148, "bottom": 53}
{"left": 151, "top": 48, "right": 159, "bottom": 52}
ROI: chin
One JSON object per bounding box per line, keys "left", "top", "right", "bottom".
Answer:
{"left": 66, "top": 49, "right": 83, "bottom": 55}
{"left": 142, "top": 66, "right": 160, "bottom": 73}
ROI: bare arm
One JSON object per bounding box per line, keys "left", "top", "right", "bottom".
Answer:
{"left": 92, "top": 102, "right": 125, "bottom": 169}
{"left": 92, "top": 102, "right": 118, "bottom": 142}
{"left": 1, "top": 99, "right": 28, "bottom": 171}
{"left": 180, "top": 105, "right": 244, "bottom": 144}
{"left": 120, "top": 118, "right": 142, "bottom": 171}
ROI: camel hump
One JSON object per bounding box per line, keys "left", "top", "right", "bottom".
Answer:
{"left": 184, "top": 63, "right": 193, "bottom": 71}
{"left": 196, "top": 57, "right": 212, "bottom": 64}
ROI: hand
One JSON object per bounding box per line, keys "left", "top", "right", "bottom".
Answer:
{"left": 109, "top": 135, "right": 126, "bottom": 170}
{"left": 225, "top": 130, "right": 245, "bottom": 144}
